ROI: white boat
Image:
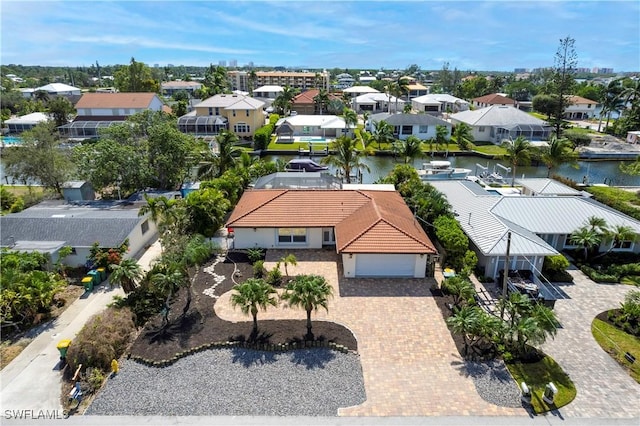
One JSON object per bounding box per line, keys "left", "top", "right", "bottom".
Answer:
{"left": 417, "top": 161, "right": 472, "bottom": 181}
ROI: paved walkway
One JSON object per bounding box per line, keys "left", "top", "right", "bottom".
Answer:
{"left": 473, "top": 267, "right": 639, "bottom": 419}
{"left": 215, "top": 250, "right": 524, "bottom": 417}
{"left": 0, "top": 240, "right": 162, "bottom": 413}
{"left": 540, "top": 268, "right": 640, "bottom": 418}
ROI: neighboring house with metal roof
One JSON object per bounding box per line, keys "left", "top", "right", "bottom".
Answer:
{"left": 274, "top": 115, "right": 355, "bottom": 139}
{"left": 34, "top": 83, "right": 82, "bottom": 96}
{"left": 369, "top": 113, "right": 451, "bottom": 141}
{"left": 4, "top": 112, "right": 50, "bottom": 134}
{"left": 471, "top": 93, "right": 515, "bottom": 109}
{"left": 431, "top": 180, "right": 640, "bottom": 278}
{"left": 450, "top": 105, "right": 552, "bottom": 144}
{"left": 226, "top": 188, "right": 437, "bottom": 278}
{"left": 179, "top": 93, "right": 265, "bottom": 138}
{"left": 0, "top": 200, "right": 157, "bottom": 267}
{"left": 411, "top": 94, "right": 470, "bottom": 115}
{"left": 60, "top": 92, "right": 167, "bottom": 139}
{"left": 516, "top": 178, "right": 585, "bottom": 197}
{"left": 343, "top": 86, "right": 380, "bottom": 97}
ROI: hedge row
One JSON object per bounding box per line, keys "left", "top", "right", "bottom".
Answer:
{"left": 130, "top": 339, "right": 351, "bottom": 368}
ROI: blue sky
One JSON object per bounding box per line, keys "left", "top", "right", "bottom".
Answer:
{"left": 1, "top": 1, "right": 639, "bottom": 71}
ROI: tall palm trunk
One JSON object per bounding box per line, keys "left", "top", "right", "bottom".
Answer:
{"left": 306, "top": 308, "right": 313, "bottom": 338}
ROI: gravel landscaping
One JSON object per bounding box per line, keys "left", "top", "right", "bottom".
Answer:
{"left": 465, "top": 360, "right": 523, "bottom": 408}
{"left": 86, "top": 347, "right": 366, "bottom": 416}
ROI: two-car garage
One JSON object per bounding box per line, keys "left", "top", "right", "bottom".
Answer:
{"left": 343, "top": 253, "right": 427, "bottom": 278}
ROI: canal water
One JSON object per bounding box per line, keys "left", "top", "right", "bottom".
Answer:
{"left": 2, "top": 153, "right": 640, "bottom": 187}
{"left": 264, "top": 153, "right": 640, "bottom": 186}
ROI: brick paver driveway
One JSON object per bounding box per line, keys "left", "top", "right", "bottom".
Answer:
{"left": 541, "top": 267, "right": 640, "bottom": 418}
{"left": 216, "top": 250, "right": 523, "bottom": 417}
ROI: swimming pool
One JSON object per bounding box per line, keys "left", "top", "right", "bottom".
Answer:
{"left": 298, "top": 136, "right": 327, "bottom": 142}
{"left": 1, "top": 136, "right": 23, "bottom": 146}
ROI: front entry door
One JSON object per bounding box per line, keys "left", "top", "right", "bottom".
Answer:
{"left": 322, "top": 228, "right": 335, "bottom": 245}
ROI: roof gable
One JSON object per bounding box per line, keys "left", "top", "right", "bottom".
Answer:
{"left": 227, "top": 189, "right": 435, "bottom": 254}
{"left": 472, "top": 93, "right": 515, "bottom": 105}
{"left": 75, "top": 92, "right": 158, "bottom": 109}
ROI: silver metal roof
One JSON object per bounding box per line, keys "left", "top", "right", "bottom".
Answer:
{"left": 515, "top": 178, "right": 582, "bottom": 196}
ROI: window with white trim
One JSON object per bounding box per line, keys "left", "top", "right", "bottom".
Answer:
{"left": 478, "top": 126, "right": 485, "bottom": 132}
{"left": 234, "top": 123, "right": 250, "bottom": 133}
{"left": 278, "top": 228, "right": 306, "bottom": 243}
{"left": 418, "top": 125, "right": 428, "bottom": 133}
{"left": 401, "top": 125, "right": 412, "bottom": 135}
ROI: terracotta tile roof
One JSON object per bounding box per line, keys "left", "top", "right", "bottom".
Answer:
{"left": 568, "top": 95, "right": 598, "bottom": 105}
{"left": 227, "top": 189, "right": 436, "bottom": 254}
{"left": 75, "top": 92, "right": 159, "bottom": 109}
{"left": 472, "top": 93, "right": 515, "bottom": 105}
{"left": 293, "top": 89, "right": 338, "bottom": 105}
{"left": 162, "top": 105, "right": 172, "bottom": 114}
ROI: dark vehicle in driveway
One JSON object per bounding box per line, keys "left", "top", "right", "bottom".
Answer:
{"left": 285, "top": 159, "right": 329, "bottom": 172}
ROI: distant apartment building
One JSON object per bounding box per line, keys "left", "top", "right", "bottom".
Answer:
{"left": 219, "top": 60, "right": 227, "bottom": 67}
{"left": 228, "top": 70, "right": 330, "bottom": 92}
{"left": 161, "top": 81, "right": 203, "bottom": 97}
{"left": 592, "top": 67, "right": 614, "bottom": 74}
{"left": 513, "top": 68, "right": 529, "bottom": 73}
{"left": 229, "top": 59, "right": 238, "bottom": 68}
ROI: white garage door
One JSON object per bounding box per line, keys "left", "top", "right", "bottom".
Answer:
{"left": 355, "top": 254, "right": 415, "bottom": 277}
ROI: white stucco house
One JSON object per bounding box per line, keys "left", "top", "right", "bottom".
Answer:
{"left": 353, "top": 93, "right": 405, "bottom": 114}
{"left": 226, "top": 188, "right": 437, "bottom": 278}
{"left": 369, "top": 113, "right": 452, "bottom": 140}
{"left": 412, "top": 94, "right": 470, "bottom": 115}
{"left": 34, "top": 83, "right": 82, "bottom": 96}
{"left": 450, "top": 105, "right": 552, "bottom": 144}
{"left": 274, "top": 115, "right": 355, "bottom": 139}
{"left": 564, "top": 95, "right": 600, "bottom": 120}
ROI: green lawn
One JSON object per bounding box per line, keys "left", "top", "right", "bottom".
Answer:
{"left": 586, "top": 186, "right": 640, "bottom": 221}
{"left": 2, "top": 185, "right": 46, "bottom": 197}
{"left": 506, "top": 355, "right": 577, "bottom": 414}
{"left": 591, "top": 318, "right": 640, "bottom": 384}
{"left": 529, "top": 112, "right": 548, "bottom": 120}
{"left": 473, "top": 144, "right": 506, "bottom": 156}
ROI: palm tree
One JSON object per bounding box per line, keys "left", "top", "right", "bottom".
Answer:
{"left": 585, "top": 216, "right": 608, "bottom": 234}
{"left": 279, "top": 253, "right": 297, "bottom": 277}
{"left": 280, "top": 274, "right": 333, "bottom": 339}
{"left": 442, "top": 276, "right": 476, "bottom": 307}
{"left": 313, "top": 89, "right": 330, "bottom": 115}
{"left": 138, "top": 195, "right": 178, "bottom": 238}
{"left": 274, "top": 85, "right": 298, "bottom": 116}
{"left": 215, "top": 130, "right": 242, "bottom": 177}
{"left": 433, "top": 124, "right": 449, "bottom": 154}
{"left": 453, "top": 122, "right": 474, "bottom": 151}
{"left": 620, "top": 78, "right": 640, "bottom": 110}
{"left": 372, "top": 120, "right": 395, "bottom": 150}
{"left": 570, "top": 225, "right": 603, "bottom": 260}
{"left": 501, "top": 136, "right": 532, "bottom": 186}
{"left": 395, "top": 135, "right": 423, "bottom": 164}
{"left": 540, "top": 135, "right": 577, "bottom": 177}
{"left": 342, "top": 107, "right": 358, "bottom": 137}
{"left": 392, "top": 77, "right": 410, "bottom": 113}
{"left": 446, "top": 305, "right": 481, "bottom": 355}
{"left": 33, "top": 90, "right": 50, "bottom": 103}
{"left": 230, "top": 278, "right": 278, "bottom": 334}
{"left": 150, "top": 267, "right": 185, "bottom": 325}
{"left": 109, "top": 258, "right": 143, "bottom": 293}
{"left": 321, "top": 136, "right": 370, "bottom": 184}
{"left": 248, "top": 70, "right": 257, "bottom": 96}
{"left": 598, "top": 78, "right": 625, "bottom": 132}
{"left": 604, "top": 224, "right": 637, "bottom": 252}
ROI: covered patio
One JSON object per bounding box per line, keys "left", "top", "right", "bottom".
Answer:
{"left": 58, "top": 120, "right": 120, "bottom": 138}
{"left": 178, "top": 115, "right": 228, "bottom": 136}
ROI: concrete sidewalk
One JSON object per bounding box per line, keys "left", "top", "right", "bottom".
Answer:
{"left": 0, "top": 240, "right": 162, "bottom": 413}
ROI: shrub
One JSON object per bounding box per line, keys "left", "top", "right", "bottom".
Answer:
{"left": 86, "top": 367, "right": 106, "bottom": 393}
{"left": 265, "top": 267, "right": 283, "bottom": 287}
{"left": 253, "top": 260, "right": 265, "bottom": 278}
{"left": 544, "top": 255, "right": 570, "bottom": 274}
{"left": 9, "top": 196, "right": 25, "bottom": 213}
{"left": 246, "top": 248, "right": 265, "bottom": 264}
{"left": 0, "top": 186, "right": 17, "bottom": 210}
{"left": 66, "top": 307, "right": 136, "bottom": 373}
{"left": 111, "top": 281, "right": 166, "bottom": 327}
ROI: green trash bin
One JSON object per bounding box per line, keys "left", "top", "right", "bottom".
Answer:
{"left": 96, "top": 267, "right": 106, "bottom": 282}
{"left": 87, "top": 270, "right": 99, "bottom": 286}
{"left": 82, "top": 276, "right": 94, "bottom": 292}
{"left": 57, "top": 339, "right": 72, "bottom": 359}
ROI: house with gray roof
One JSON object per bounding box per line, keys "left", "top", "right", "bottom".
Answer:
{"left": 431, "top": 179, "right": 640, "bottom": 279}
{"left": 450, "top": 105, "right": 552, "bottom": 144}
{"left": 369, "top": 113, "right": 451, "bottom": 141}
{"left": 0, "top": 200, "right": 157, "bottom": 267}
